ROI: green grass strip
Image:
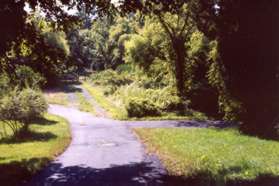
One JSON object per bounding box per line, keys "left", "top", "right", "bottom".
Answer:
{"left": 82, "top": 82, "right": 127, "bottom": 120}
{"left": 135, "top": 128, "right": 279, "bottom": 183}
{"left": 76, "top": 92, "right": 96, "bottom": 114}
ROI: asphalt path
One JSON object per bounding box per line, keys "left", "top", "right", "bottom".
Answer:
{"left": 26, "top": 85, "right": 231, "bottom": 186}
{"left": 26, "top": 105, "right": 169, "bottom": 186}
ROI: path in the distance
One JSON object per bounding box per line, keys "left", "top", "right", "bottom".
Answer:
{"left": 27, "top": 84, "right": 230, "bottom": 186}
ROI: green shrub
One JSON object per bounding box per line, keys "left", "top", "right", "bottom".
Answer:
{"left": 89, "top": 69, "right": 133, "bottom": 95}
{"left": 124, "top": 34, "right": 155, "bottom": 69}
{"left": 117, "top": 84, "right": 187, "bottom": 117}
{"left": 0, "top": 73, "right": 11, "bottom": 98}
{"left": 0, "top": 88, "right": 48, "bottom": 135}
{"left": 19, "top": 88, "right": 48, "bottom": 122}
{"left": 90, "top": 69, "right": 133, "bottom": 86}
{"left": 116, "top": 64, "right": 133, "bottom": 73}
{"left": 13, "top": 66, "right": 46, "bottom": 89}
{"left": 88, "top": 68, "right": 190, "bottom": 118}
{"left": 117, "top": 84, "right": 184, "bottom": 111}
{"left": 126, "top": 97, "right": 161, "bottom": 117}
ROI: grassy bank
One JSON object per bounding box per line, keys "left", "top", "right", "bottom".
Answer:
{"left": 76, "top": 92, "right": 96, "bottom": 114}
{"left": 83, "top": 82, "right": 127, "bottom": 119}
{"left": 0, "top": 114, "right": 71, "bottom": 185}
{"left": 135, "top": 128, "right": 279, "bottom": 184}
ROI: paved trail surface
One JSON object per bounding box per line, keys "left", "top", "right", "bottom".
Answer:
{"left": 26, "top": 85, "right": 230, "bottom": 186}
{"left": 27, "top": 105, "right": 171, "bottom": 186}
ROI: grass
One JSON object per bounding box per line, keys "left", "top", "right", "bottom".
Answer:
{"left": 82, "top": 82, "right": 127, "bottom": 119}
{"left": 0, "top": 114, "right": 71, "bottom": 185}
{"left": 128, "top": 111, "right": 208, "bottom": 121}
{"left": 135, "top": 128, "right": 279, "bottom": 184}
{"left": 44, "top": 92, "right": 69, "bottom": 106}
{"left": 76, "top": 92, "right": 96, "bottom": 114}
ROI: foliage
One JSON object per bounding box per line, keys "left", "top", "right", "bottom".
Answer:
{"left": 0, "top": 88, "right": 48, "bottom": 135}
{"left": 69, "top": 15, "right": 135, "bottom": 71}
{"left": 126, "top": 97, "right": 161, "bottom": 118}
{"left": 31, "top": 23, "right": 71, "bottom": 84}
{"left": 13, "top": 65, "right": 45, "bottom": 89}
{"left": 135, "top": 128, "right": 279, "bottom": 184}
{"left": 0, "top": 73, "right": 11, "bottom": 98}
{"left": 123, "top": 16, "right": 234, "bottom": 119}
{"left": 87, "top": 66, "right": 196, "bottom": 119}
{"left": 206, "top": 41, "right": 242, "bottom": 121}
{"left": 193, "top": 1, "right": 279, "bottom": 136}
{"left": 124, "top": 34, "right": 156, "bottom": 69}
{"left": 118, "top": 85, "right": 183, "bottom": 114}
{"left": 0, "top": 14, "right": 71, "bottom": 86}
{"left": 90, "top": 69, "right": 133, "bottom": 95}
{"left": 91, "top": 69, "right": 133, "bottom": 88}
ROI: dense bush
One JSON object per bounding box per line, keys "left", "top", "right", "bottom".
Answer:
{"left": 91, "top": 69, "right": 133, "bottom": 86}
{"left": 0, "top": 73, "right": 11, "bottom": 98}
{"left": 124, "top": 34, "right": 156, "bottom": 69}
{"left": 89, "top": 69, "right": 133, "bottom": 95}
{"left": 0, "top": 88, "right": 48, "bottom": 135}
{"left": 115, "top": 84, "right": 187, "bottom": 117}
{"left": 125, "top": 97, "right": 161, "bottom": 117}
{"left": 88, "top": 65, "right": 189, "bottom": 118}
{"left": 13, "top": 66, "right": 46, "bottom": 89}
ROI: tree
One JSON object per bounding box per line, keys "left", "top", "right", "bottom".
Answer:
{"left": 69, "top": 15, "right": 135, "bottom": 71}
{"left": 3, "top": 15, "right": 71, "bottom": 85}
{"left": 0, "top": 0, "right": 112, "bottom": 56}
{"left": 109, "top": 16, "right": 136, "bottom": 67}
{"left": 193, "top": 0, "right": 279, "bottom": 137}
{"left": 0, "top": 88, "right": 48, "bottom": 136}
{"left": 150, "top": 3, "right": 195, "bottom": 100}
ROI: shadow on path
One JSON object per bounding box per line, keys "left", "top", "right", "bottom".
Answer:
{"left": 44, "top": 81, "right": 82, "bottom": 94}
{"left": 27, "top": 162, "right": 188, "bottom": 186}
{"left": 26, "top": 161, "right": 279, "bottom": 186}
{"left": 125, "top": 120, "right": 236, "bottom": 129}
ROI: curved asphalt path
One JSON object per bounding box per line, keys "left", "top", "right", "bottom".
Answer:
{"left": 26, "top": 85, "right": 232, "bottom": 186}
{"left": 26, "top": 105, "right": 169, "bottom": 186}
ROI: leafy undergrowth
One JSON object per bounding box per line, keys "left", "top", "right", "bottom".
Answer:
{"left": 135, "top": 128, "right": 279, "bottom": 185}
{"left": 76, "top": 92, "right": 96, "bottom": 114}
{"left": 82, "top": 81, "right": 207, "bottom": 121}
{"left": 0, "top": 114, "right": 71, "bottom": 185}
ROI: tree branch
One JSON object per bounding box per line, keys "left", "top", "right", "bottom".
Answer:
{"left": 156, "top": 14, "right": 174, "bottom": 41}
{"left": 179, "top": 13, "right": 190, "bottom": 37}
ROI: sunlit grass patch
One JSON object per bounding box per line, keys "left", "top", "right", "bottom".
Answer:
{"left": 135, "top": 128, "right": 279, "bottom": 183}
{"left": 0, "top": 114, "right": 71, "bottom": 185}
{"left": 82, "top": 82, "right": 127, "bottom": 119}
{"left": 44, "top": 92, "right": 69, "bottom": 106}
{"left": 76, "top": 92, "right": 96, "bottom": 114}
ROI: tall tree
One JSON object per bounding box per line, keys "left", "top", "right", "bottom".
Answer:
{"left": 194, "top": 0, "right": 279, "bottom": 137}
{"left": 154, "top": 4, "right": 195, "bottom": 100}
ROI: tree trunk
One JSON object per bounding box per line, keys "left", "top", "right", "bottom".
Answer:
{"left": 172, "top": 37, "right": 187, "bottom": 100}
